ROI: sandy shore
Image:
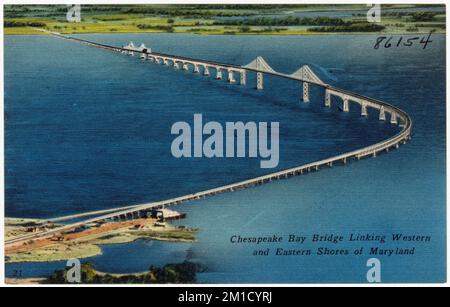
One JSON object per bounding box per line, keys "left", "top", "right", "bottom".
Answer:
{"left": 5, "top": 217, "right": 197, "bottom": 263}
{"left": 5, "top": 277, "right": 47, "bottom": 285}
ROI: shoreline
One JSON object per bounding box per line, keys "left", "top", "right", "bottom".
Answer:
{"left": 4, "top": 30, "right": 445, "bottom": 36}
{"left": 5, "top": 277, "right": 47, "bottom": 285}
{"left": 5, "top": 236, "right": 193, "bottom": 264}
{"left": 4, "top": 4, "right": 444, "bottom": 37}
{"left": 5, "top": 217, "right": 197, "bottom": 264}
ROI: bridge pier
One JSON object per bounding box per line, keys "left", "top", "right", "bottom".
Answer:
{"left": 343, "top": 97, "right": 349, "bottom": 112}
{"left": 256, "top": 72, "right": 264, "bottom": 90}
{"left": 216, "top": 68, "right": 223, "bottom": 80}
{"left": 361, "top": 103, "right": 368, "bottom": 117}
{"left": 183, "top": 62, "right": 189, "bottom": 71}
{"left": 174, "top": 62, "right": 180, "bottom": 69}
{"left": 303, "top": 82, "right": 310, "bottom": 103}
{"left": 325, "top": 89, "right": 331, "bottom": 107}
{"left": 379, "top": 106, "right": 386, "bottom": 121}
{"left": 203, "top": 66, "right": 210, "bottom": 76}
{"left": 228, "top": 70, "right": 236, "bottom": 83}
{"left": 240, "top": 70, "right": 246, "bottom": 86}
{"left": 140, "top": 53, "right": 147, "bottom": 60}
{"left": 194, "top": 64, "right": 200, "bottom": 73}
{"left": 163, "top": 58, "right": 169, "bottom": 66}
{"left": 390, "top": 113, "right": 398, "bottom": 125}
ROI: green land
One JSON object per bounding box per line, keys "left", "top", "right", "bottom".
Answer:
{"left": 5, "top": 217, "right": 197, "bottom": 263}
{"left": 4, "top": 4, "right": 446, "bottom": 36}
{"left": 47, "top": 261, "right": 202, "bottom": 284}
{"left": 6, "top": 262, "right": 202, "bottom": 284}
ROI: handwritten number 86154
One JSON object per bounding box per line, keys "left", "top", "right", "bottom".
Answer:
{"left": 374, "top": 31, "right": 433, "bottom": 50}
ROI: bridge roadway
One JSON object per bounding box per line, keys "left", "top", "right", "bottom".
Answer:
{"left": 5, "top": 31, "right": 412, "bottom": 247}
{"left": 63, "top": 34, "right": 329, "bottom": 87}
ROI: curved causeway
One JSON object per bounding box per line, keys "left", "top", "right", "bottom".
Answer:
{"left": 5, "top": 32, "right": 412, "bottom": 246}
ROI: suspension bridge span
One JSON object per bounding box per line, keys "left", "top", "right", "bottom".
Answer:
{"left": 5, "top": 31, "right": 412, "bottom": 247}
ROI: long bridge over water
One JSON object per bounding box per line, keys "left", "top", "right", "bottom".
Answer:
{"left": 5, "top": 30, "right": 412, "bottom": 247}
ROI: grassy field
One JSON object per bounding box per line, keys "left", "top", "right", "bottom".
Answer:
{"left": 6, "top": 242, "right": 102, "bottom": 263}
{"left": 4, "top": 27, "right": 48, "bottom": 35}
{"left": 4, "top": 4, "right": 446, "bottom": 35}
{"left": 5, "top": 218, "right": 55, "bottom": 241}
{"left": 6, "top": 219, "right": 197, "bottom": 263}
{"left": 6, "top": 218, "right": 48, "bottom": 226}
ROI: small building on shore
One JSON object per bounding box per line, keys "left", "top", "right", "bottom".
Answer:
{"left": 150, "top": 208, "right": 186, "bottom": 222}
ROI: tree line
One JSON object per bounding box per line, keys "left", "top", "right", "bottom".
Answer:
{"left": 46, "top": 261, "right": 202, "bottom": 284}
{"left": 309, "top": 23, "right": 386, "bottom": 32}
{"left": 353, "top": 11, "right": 440, "bottom": 22}
{"left": 137, "top": 24, "right": 174, "bottom": 32}
{"left": 4, "top": 20, "right": 46, "bottom": 27}
{"left": 214, "top": 16, "right": 349, "bottom": 27}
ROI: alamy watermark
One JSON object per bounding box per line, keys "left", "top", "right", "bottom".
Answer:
{"left": 171, "top": 114, "right": 279, "bottom": 169}
{"left": 66, "top": 4, "right": 81, "bottom": 23}
{"left": 367, "top": 4, "right": 381, "bottom": 23}
{"left": 366, "top": 258, "right": 381, "bottom": 283}
{"left": 66, "top": 258, "right": 81, "bottom": 283}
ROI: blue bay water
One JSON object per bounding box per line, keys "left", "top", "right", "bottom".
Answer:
{"left": 4, "top": 33, "right": 446, "bottom": 283}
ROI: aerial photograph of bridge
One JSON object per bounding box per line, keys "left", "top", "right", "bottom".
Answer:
{"left": 3, "top": 3, "right": 447, "bottom": 285}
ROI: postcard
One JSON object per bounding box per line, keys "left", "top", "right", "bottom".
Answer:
{"left": 2, "top": 2, "right": 447, "bottom": 286}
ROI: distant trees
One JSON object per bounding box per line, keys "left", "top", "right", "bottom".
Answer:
{"left": 239, "top": 25, "right": 251, "bottom": 33}
{"left": 353, "top": 11, "right": 439, "bottom": 22}
{"left": 117, "top": 7, "right": 256, "bottom": 18}
{"left": 46, "top": 262, "right": 201, "bottom": 284}
{"left": 4, "top": 20, "right": 46, "bottom": 27}
{"left": 406, "top": 26, "right": 419, "bottom": 32}
{"left": 410, "top": 12, "right": 437, "bottom": 22}
{"left": 215, "top": 16, "right": 387, "bottom": 33}
{"left": 309, "top": 23, "right": 386, "bottom": 32}
{"left": 214, "top": 16, "right": 348, "bottom": 27}
{"left": 137, "top": 24, "right": 174, "bottom": 32}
